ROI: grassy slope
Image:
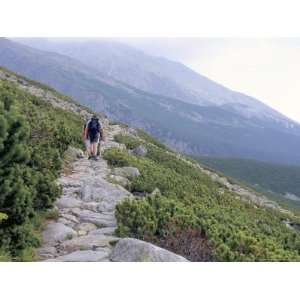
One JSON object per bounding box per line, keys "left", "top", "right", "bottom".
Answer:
{"left": 197, "top": 157, "right": 300, "bottom": 207}
{"left": 104, "top": 133, "right": 300, "bottom": 261}
{"left": 0, "top": 74, "right": 84, "bottom": 261}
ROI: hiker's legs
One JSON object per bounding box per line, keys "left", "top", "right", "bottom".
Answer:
{"left": 89, "top": 133, "right": 100, "bottom": 157}
{"left": 90, "top": 142, "right": 99, "bottom": 156}
{"left": 91, "top": 143, "right": 96, "bottom": 156}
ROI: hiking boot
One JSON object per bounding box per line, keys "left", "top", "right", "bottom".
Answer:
{"left": 93, "top": 156, "right": 99, "bottom": 161}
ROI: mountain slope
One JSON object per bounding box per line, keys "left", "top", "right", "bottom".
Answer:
{"left": 197, "top": 157, "right": 300, "bottom": 205}
{"left": 16, "top": 38, "right": 300, "bottom": 124}
{"left": 2, "top": 38, "right": 300, "bottom": 165}
{"left": 1, "top": 67, "right": 300, "bottom": 261}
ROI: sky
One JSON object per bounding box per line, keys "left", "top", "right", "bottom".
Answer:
{"left": 119, "top": 38, "right": 300, "bottom": 123}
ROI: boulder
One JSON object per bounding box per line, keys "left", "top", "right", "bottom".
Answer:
{"left": 47, "top": 249, "right": 111, "bottom": 262}
{"left": 113, "top": 167, "right": 140, "bottom": 179}
{"left": 42, "top": 222, "right": 77, "bottom": 245}
{"left": 108, "top": 174, "right": 130, "bottom": 188}
{"left": 110, "top": 238, "right": 188, "bottom": 262}
{"left": 132, "top": 145, "right": 147, "bottom": 157}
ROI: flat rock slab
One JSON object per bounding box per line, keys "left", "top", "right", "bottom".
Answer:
{"left": 56, "top": 196, "right": 82, "bottom": 209}
{"left": 58, "top": 177, "right": 82, "bottom": 188}
{"left": 37, "top": 246, "right": 57, "bottom": 259}
{"left": 60, "top": 234, "right": 119, "bottom": 252}
{"left": 81, "top": 178, "right": 130, "bottom": 204}
{"left": 74, "top": 209, "right": 117, "bottom": 227}
{"left": 113, "top": 167, "right": 140, "bottom": 179}
{"left": 47, "top": 249, "right": 111, "bottom": 262}
{"left": 60, "top": 213, "right": 80, "bottom": 224}
{"left": 75, "top": 222, "right": 98, "bottom": 233}
{"left": 90, "top": 227, "right": 117, "bottom": 236}
{"left": 111, "top": 238, "right": 188, "bottom": 262}
{"left": 43, "top": 222, "right": 77, "bottom": 245}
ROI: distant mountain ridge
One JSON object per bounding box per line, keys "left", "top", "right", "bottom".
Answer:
{"left": 2, "top": 37, "right": 300, "bottom": 165}
{"left": 15, "top": 38, "right": 298, "bottom": 125}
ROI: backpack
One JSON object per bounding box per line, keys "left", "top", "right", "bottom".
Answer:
{"left": 88, "top": 118, "right": 101, "bottom": 135}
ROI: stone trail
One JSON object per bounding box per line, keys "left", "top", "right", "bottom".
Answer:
{"left": 37, "top": 124, "right": 188, "bottom": 262}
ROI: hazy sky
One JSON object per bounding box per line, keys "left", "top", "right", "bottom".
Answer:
{"left": 119, "top": 38, "right": 300, "bottom": 123}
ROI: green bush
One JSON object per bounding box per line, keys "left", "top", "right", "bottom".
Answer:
{"left": 103, "top": 147, "right": 131, "bottom": 167}
{"left": 0, "top": 79, "right": 83, "bottom": 259}
{"left": 104, "top": 142, "right": 300, "bottom": 261}
{"left": 116, "top": 195, "right": 199, "bottom": 238}
{"left": 114, "top": 134, "right": 141, "bottom": 150}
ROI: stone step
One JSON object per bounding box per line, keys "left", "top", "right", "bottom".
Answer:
{"left": 46, "top": 249, "right": 111, "bottom": 262}
{"left": 59, "top": 234, "right": 119, "bottom": 252}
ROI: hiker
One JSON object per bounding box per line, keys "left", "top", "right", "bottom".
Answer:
{"left": 84, "top": 114, "right": 104, "bottom": 160}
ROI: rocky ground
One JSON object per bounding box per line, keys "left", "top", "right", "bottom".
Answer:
{"left": 37, "top": 124, "right": 188, "bottom": 262}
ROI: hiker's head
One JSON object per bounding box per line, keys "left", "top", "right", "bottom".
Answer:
{"left": 92, "top": 114, "right": 97, "bottom": 119}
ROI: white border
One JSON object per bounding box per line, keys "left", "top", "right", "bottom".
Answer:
{"left": 1, "top": 0, "right": 300, "bottom": 37}
{"left": 0, "top": 262, "right": 299, "bottom": 300}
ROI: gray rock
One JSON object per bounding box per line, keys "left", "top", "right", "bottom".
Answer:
{"left": 81, "top": 182, "right": 94, "bottom": 202}
{"left": 89, "top": 227, "right": 117, "bottom": 236}
{"left": 60, "top": 213, "right": 79, "bottom": 224}
{"left": 47, "top": 249, "right": 111, "bottom": 262}
{"left": 82, "top": 201, "right": 101, "bottom": 212}
{"left": 37, "top": 246, "right": 57, "bottom": 259}
{"left": 111, "top": 238, "right": 188, "bottom": 262}
{"left": 58, "top": 177, "right": 82, "bottom": 188}
{"left": 56, "top": 196, "right": 82, "bottom": 209}
{"left": 80, "top": 177, "right": 130, "bottom": 207}
{"left": 101, "top": 140, "right": 126, "bottom": 152}
{"left": 132, "top": 145, "right": 147, "bottom": 157}
{"left": 57, "top": 217, "right": 76, "bottom": 227}
{"left": 127, "top": 128, "right": 137, "bottom": 135}
{"left": 60, "top": 234, "right": 119, "bottom": 252}
{"left": 113, "top": 167, "right": 141, "bottom": 179}
{"left": 43, "top": 222, "right": 77, "bottom": 245}
{"left": 73, "top": 209, "right": 117, "bottom": 227}
{"left": 108, "top": 174, "right": 130, "bottom": 188}
{"left": 75, "top": 222, "right": 98, "bottom": 233}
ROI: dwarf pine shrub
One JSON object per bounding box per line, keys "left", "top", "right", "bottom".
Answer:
{"left": 104, "top": 139, "right": 300, "bottom": 261}
{"left": 0, "top": 79, "right": 83, "bottom": 259}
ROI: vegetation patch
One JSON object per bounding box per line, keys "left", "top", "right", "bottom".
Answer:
{"left": 0, "top": 79, "right": 83, "bottom": 260}
{"left": 114, "top": 133, "right": 141, "bottom": 150}
{"left": 104, "top": 145, "right": 300, "bottom": 261}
